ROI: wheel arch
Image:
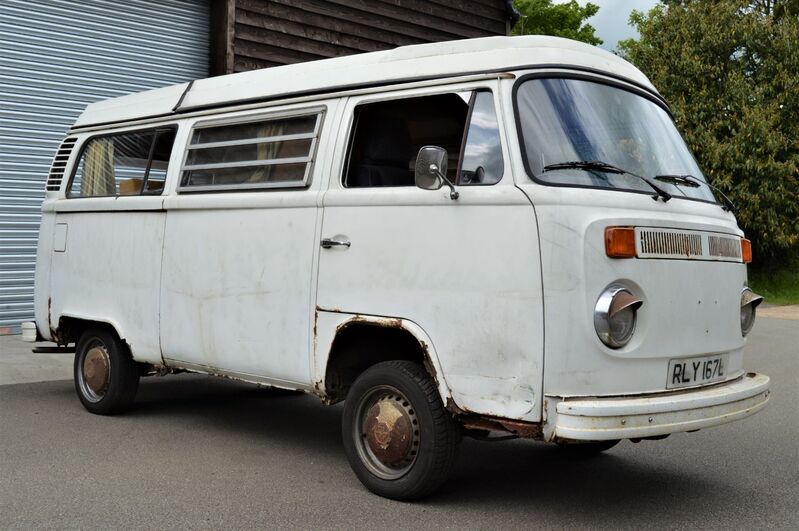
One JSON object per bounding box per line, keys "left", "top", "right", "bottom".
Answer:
{"left": 314, "top": 311, "right": 451, "bottom": 405}
{"left": 52, "top": 313, "right": 126, "bottom": 349}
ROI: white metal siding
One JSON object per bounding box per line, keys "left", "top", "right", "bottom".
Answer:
{"left": 0, "top": 0, "right": 209, "bottom": 333}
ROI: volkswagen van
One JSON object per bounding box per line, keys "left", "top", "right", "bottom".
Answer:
{"left": 24, "top": 36, "right": 770, "bottom": 500}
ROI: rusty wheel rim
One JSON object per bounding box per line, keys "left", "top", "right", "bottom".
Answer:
{"left": 353, "top": 385, "right": 420, "bottom": 480}
{"left": 78, "top": 342, "right": 110, "bottom": 403}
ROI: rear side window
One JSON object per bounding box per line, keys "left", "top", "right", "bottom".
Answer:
{"left": 69, "top": 128, "right": 176, "bottom": 197}
{"left": 180, "top": 110, "right": 323, "bottom": 192}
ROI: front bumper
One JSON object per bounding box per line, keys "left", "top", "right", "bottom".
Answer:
{"left": 548, "top": 372, "right": 770, "bottom": 441}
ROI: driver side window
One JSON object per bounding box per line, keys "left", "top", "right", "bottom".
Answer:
{"left": 343, "top": 89, "right": 504, "bottom": 188}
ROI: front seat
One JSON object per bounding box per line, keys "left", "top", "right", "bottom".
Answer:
{"left": 349, "top": 116, "right": 413, "bottom": 187}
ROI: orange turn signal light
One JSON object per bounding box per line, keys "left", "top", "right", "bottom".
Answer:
{"left": 741, "top": 238, "right": 752, "bottom": 263}
{"left": 605, "top": 227, "right": 636, "bottom": 258}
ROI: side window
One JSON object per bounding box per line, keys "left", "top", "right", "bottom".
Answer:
{"left": 69, "top": 128, "right": 176, "bottom": 197}
{"left": 142, "top": 130, "right": 177, "bottom": 194}
{"left": 180, "top": 111, "right": 322, "bottom": 191}
{"left": 458, "top": 91, "right": 504, "bottom": 185}
{"left": 345, "top": 93, "right": 469, "bottom": 187}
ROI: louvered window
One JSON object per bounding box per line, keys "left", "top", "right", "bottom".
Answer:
{"left": 180, "top": 110, "right": 323, "bottom": 192}
{"left": 45, "top": 137, "right": 77, "bottom": 192}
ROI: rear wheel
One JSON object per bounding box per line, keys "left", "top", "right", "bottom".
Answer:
{"left": 342, "top": 360, "right": 461, "bottom": 500}
{"left": 74, "top": 327, "right": 140, "bottom": 415}
{"left": 556, "top": 439, "right": 620, "bottom": 456}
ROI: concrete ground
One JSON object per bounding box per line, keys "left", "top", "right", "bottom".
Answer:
{"left": 0, "top": 312, "right": 797, "bottom": 530}
{"left": 0, "top": 340, "right": 72, "bottom": 385}
{"left": 759, "top": 304, "right": 799, "bottom": 321}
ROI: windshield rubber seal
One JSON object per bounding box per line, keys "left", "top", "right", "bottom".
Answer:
{"left": 511, "top": 72, "right": 721, "bottom": 208}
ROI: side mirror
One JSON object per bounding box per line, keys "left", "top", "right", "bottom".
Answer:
{"left": 414, "top": 146, "right": 459, "bottom": 200}
{"left": 414, "top": 146, "right": 447, "bottom": 190}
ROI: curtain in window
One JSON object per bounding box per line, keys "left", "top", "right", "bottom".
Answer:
{"left": 251, "top": 121, "right": 284, "bottom": 183}
{"left": 81, "top": 139, "right": 116, "bottom": 196}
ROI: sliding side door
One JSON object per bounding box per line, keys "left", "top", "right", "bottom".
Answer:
{"left": 160, "top": 101, "right": 338, "bottom": 388}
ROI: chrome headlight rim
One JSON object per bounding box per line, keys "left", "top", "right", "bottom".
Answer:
{"left": 594, "top": 284, "right": 644, "bottom": 349}
{"left": 740, "top": 287, "right": 763, "bottom": 337}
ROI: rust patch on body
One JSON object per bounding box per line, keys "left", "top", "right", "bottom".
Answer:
{"left": 446, "top": 397, "right": 468, "bottom": 416}
{"left": 447, "top": 397, "right": 542, "bottom": 439}
{"left": 335, "top": 315, "right": 403, "bottom": 333}
{"left": 460, "top": 415, "right": 543, "bottom": 439}
{"left": 47, "top": 297, "right": 60, "bottom": 344}
{"left": 420, "top": 341, "right": 440, "bottom": 387}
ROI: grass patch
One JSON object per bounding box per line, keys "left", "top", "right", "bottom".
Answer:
{"left": 749, "top": 268, "right": 799, "bottom": 305}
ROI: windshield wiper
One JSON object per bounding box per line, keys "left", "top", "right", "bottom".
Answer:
{"left": 542, "top": 160, "right": 672, "bottom": 202}
{"left": 653, "top": 174, "right": 700, "bottom": 188}
{"left": 654, "top": 174, "right": 736, "bottom": 212}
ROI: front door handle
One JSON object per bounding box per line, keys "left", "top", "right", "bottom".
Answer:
{"left": 321, "top": 238, "right": 351, "bottom": 249}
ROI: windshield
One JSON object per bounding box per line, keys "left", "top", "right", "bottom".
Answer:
{"left": 515, "top": 77, "right": 716, "bottom": 202}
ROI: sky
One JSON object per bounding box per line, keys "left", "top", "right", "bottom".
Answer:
{"left": 554, "top": 0, "right": 660, "bottom": 51}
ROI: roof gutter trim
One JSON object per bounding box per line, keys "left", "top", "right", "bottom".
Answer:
{"left": 70, "top": 64, "right": 666, "bottom": 131}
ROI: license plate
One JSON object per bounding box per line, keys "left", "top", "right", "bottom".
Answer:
{"left": 667, "top": 355, "right": 728, "bottom": 389}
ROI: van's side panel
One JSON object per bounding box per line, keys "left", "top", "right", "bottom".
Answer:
{"left": 49, "top": 196, "right": 167, "bottom": 364}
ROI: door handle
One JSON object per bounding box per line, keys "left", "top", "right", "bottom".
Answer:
{"left": 321, "top": 238, "right": 351, "bottom": 249}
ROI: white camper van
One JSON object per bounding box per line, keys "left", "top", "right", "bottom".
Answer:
{"left": 26, "top": 36, "right": 769, "bottom": 500}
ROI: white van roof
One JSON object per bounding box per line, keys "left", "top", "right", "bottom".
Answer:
{"left": 72, "top": 35, "right": 658, "bottom": 129}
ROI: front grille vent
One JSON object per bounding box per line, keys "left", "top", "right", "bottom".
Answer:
{"left": 635, "top": 227, "right": 742, "bottom": 262}
{"left": 639, "top": 230, "right": 702, "bottom": 257}
{"left": 45, "top": 137, "right": 77, "bottom": 192}
{"left": 708, "top": 235, "right": 742, "bottom": 259}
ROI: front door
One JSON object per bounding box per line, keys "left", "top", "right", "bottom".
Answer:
{"left": 316, "top": 85, "right": 545, "bottom": 421}
{"left": 159, "top": 102, "right": 337, "bottom": 387}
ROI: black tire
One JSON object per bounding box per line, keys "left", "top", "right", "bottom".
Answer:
{"left": 342, "top": 360, "right": 461, "bottom": 500}
{"left": 556, "top": 439, "right": 620, "bottom": 456}
{"left": 74, "top": 327, "right": 140, "bottom": 415}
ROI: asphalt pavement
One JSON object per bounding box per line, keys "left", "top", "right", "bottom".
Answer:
{"left": 1, "top": 316, "right": 797, "bottom": 530}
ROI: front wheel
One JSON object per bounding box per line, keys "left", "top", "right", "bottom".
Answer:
{"left": 74, "top": 327, "right": 140, "bottom": 415}
{"left": 342, "top": 360, "right": 461, "bottom": 500}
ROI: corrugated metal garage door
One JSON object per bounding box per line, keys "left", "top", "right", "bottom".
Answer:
{"left": 0, "top": 0, "right": 209, "bottom": 334}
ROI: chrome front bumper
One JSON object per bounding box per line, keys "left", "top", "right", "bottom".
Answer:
{"left": 547, "top": 372, "right": 770, "bottom": 441}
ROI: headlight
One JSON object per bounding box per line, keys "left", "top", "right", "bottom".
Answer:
{"left": 594, "top": 285, "right": 644, "bottom": 348}
{"left": 740, "top": 287, "right": 763, "bottom": 336}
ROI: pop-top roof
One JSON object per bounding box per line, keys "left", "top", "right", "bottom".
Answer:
{"left": 72, "top": 35, "right": 657, "bottom": 129}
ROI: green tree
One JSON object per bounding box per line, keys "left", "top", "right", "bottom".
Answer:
{"left": 512, "top": 0, "right": 602, "bottom": 46}
{"left": 619, "top": 1, "right": 799, "bottom": 265}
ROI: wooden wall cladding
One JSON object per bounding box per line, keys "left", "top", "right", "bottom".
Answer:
{"left": 210, "top": 0, "right": 512, "bottom": 75}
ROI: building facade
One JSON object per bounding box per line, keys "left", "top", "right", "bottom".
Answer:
{"left": 0, "top": 0, "right": 514, "bottom": 334}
